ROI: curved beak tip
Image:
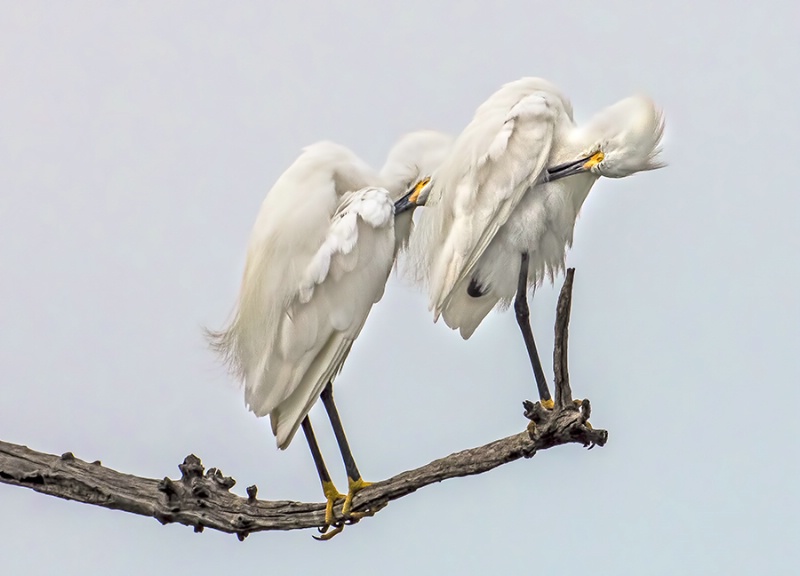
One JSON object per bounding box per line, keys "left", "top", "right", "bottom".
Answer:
{"left": 582, "top": 151, "right": 605, "bottom": 170}
{"left": 394, "top": 177, "right": 432, "bottom": 215}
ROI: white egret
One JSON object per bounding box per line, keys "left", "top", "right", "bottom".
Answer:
{"left": 402, "top": 77, "right": 666, "bottom": 407}
{"left": 208, "top": 131, "right": 452, "bottom": 536}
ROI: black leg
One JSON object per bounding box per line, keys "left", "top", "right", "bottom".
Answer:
{"left": 514, "top": 253, "right": 553, "bottom": 406}
{"left": 319, "top": 383, "right": 362, "bottom": 483}
{"left": 320, "top": 382, "right": 372, "bottom": 517}
{"left": 301, "top": 415, "right": 342, "bottom": 532}
{"left": 301, "top": 416, "right": 334, "bottom": 487}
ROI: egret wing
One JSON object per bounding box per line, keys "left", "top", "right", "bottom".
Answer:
{"left": 208, "top": 144, "right": 395, "bottom": 448}
{"left": 427, "top": 91, "right": 559, "bottom": 316}
{"left": 260, "top": 187, "right": 395, "bottom": 448}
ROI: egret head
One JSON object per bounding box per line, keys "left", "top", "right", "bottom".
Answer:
{"left": 381, "top": 130, "right": 453, "bottom": 196}
{"left": 382, "top": 130, "right": 452, "bottom": 214}
{"left": 548, "top": 94, "right": 666, "bottom": 182}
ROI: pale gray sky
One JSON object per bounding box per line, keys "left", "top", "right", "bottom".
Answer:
{"left": 2, "top": 2, "right": 798, "bottom": 574}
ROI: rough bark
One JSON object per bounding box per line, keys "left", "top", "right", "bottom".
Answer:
{"left": 0, "top": 268, "right": 607, "bottom": 539}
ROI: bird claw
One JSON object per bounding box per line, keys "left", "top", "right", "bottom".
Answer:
{"left": 312, "top": 499, "right": 386, "bottom": 540}
{"left": 313, "top": 522, "right": 345, "bottom": 541}
{"left": 313, "top": 479, "right": 386, "bottom": 540}
{"left": 345, "top": 500, "right": 387, "bottom": 523}
{"left": 342, "top": 477, "right": 372, "bottom": 517}
{"left": 321, "top": 480, "right": 345, "bottom": 527}
{"left": 344, "top": 510, "right": 369, "bottom": 523}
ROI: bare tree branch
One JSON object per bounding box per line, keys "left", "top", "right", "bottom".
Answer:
{"left": 554, "top": 268, "right": 576, "bottom": 409}
{"left": 0, "top": 268, "right": 607, "bottom": 539}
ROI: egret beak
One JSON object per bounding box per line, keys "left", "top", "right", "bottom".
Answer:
{"left": 547, "top": 151, "right": 604, "bottom": 182}
{"left": 394, "top": 177, "right": 432, "bottom": 215}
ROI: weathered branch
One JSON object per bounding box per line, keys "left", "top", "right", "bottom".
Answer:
{"left": 554, "top": 268, "right": 575, "bottom": 409}
{"left": 523, "top": 268, "right": 607, "bottom": 449}
{"left": 0, "top": 267, "right": 607, "bottom": 539}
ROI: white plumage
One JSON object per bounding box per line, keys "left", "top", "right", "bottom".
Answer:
{"left": 408, "top": 77, "right": 666, "bottom": 339}
{"left": 210, "top": 132, "right": 452, "bottom": 449}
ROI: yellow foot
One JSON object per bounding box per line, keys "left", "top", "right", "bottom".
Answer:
{"left": 356, "top": 500, "right": 387, "bottom": 518}
{"left": 342, "top": 477, "right": 372, "bottom": 517}
{"left": 345, "top": 500, "right": 388, "bottom": 522}
{"left": 541, "top": 398, "right": 555, "bottom": 410}
{"left": 321, "top": 480, "right": 345, "bottom": 527}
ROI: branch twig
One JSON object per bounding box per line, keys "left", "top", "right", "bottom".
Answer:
{"left": 0, "top": 267, "right": 607, "bottom": 539}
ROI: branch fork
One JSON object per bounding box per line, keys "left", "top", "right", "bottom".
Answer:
{"left": 521, "top": 268, "right": 608, "bottom": 454}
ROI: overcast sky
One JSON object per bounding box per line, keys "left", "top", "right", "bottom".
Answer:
{"left": 2, "top": 2, "right": 799, "bottom": 574}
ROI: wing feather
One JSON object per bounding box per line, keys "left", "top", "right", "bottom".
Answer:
{"left": 416, "top": 88, "right": 560, "bottom": 318}
{"left": 268, "top": 187, "right": 395, "bottom": 447}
